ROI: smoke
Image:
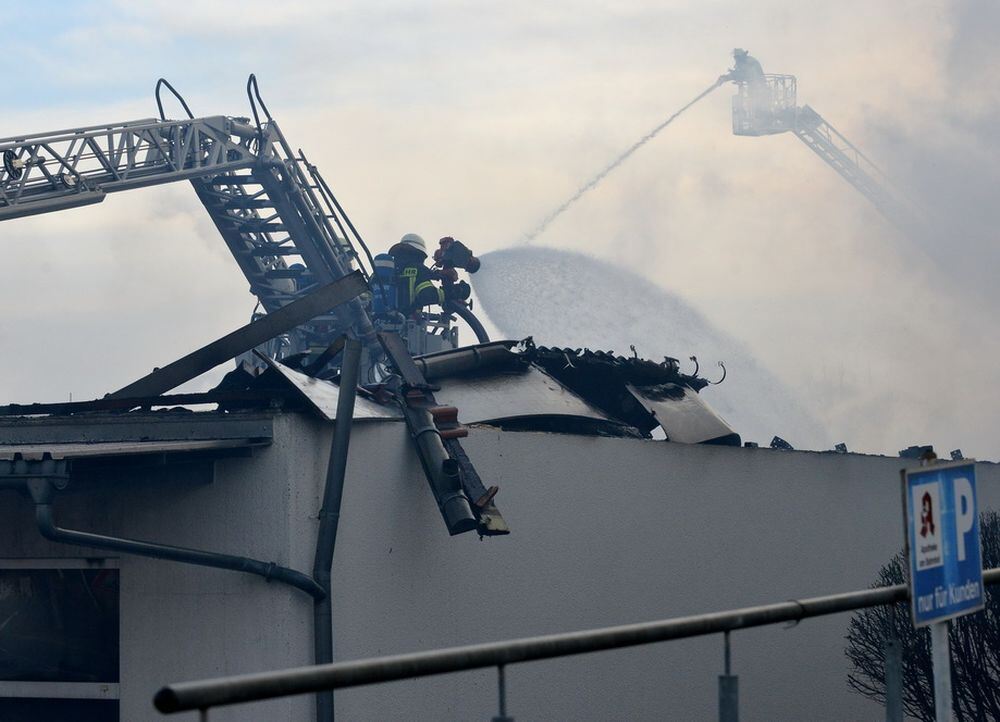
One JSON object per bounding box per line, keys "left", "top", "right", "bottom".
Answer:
{"left": 520, "top": 81, "right": 722, "bottom": 244}
{"left": 473, "top": 246, "right": 828, "bottom": 449}
{"left": 866, "top": 0, "right": 1000, "bottom": 307}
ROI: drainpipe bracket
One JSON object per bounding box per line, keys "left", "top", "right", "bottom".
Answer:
{"left": 26, "top": 477, "right": 57, "bottom": 504}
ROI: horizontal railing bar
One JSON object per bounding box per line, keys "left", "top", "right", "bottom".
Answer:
{"left": 0, "top": 116, "right": 233, "bottom": 149}
{"left": 154, "top": 566, "right": 1000, "bottom": 713}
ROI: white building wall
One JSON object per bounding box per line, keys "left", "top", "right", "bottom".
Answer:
{"left": 331, "top": 422, "right": 1000, "bottom": 722}
{"left": 1, "top": 412, "right": 997, "bottom": 721}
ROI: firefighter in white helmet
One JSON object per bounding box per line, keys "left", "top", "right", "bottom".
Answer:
{"left": 388, "top": 233, "right": 472, "bottom": 315}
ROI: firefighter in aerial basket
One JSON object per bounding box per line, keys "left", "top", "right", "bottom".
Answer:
{"left": 382, "top": 233, "right": 480, "bottom": 316}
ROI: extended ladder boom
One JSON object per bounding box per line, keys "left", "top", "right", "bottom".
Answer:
{"left": 727, "top": 55, "right": 919, "bottom": 235}
{"left": 0, "top": 83, "right": 377, "bottom": 362}
{"left": 0, "top": 116, "right": 257, "bottom": 220}
{"left": 793, "top": 106, "right": 916, "bottom": 233}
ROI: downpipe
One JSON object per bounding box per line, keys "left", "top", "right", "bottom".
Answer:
{"left": 312, "top": 337, "right": 362, "bottom": 722}
{"left": 24, "top": 478, "right": 324, "bottom": 600}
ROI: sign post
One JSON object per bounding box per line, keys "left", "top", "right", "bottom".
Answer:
{"left": 903, "top": 461, "right": 983, "bottom": 722}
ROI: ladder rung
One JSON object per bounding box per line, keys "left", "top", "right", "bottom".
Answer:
{"left": 266, "top": 269, "right": 311, "bottom": 279}
{"left": 220, "top": 198, "right": 275, "bottom": 210}
{"left": 249, "top": 245, "right": 301, "bottom": 257}
{"left": 206, "top": 174, "right": 262, "bottom": 186}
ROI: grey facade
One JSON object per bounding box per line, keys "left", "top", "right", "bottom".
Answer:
{"left": 2, "top": 409, "right": 995, "bottom": 720}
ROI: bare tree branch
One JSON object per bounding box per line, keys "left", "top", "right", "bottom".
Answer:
{"left": 845, "top": 512, "right": 1000, "bottom": 721}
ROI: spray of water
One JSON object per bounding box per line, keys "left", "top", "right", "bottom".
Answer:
{"left": 473, "top": 247, "right": 828, "bottom": 449}
{"left": 521, "top": 80, "right": 723, "bottom": 244}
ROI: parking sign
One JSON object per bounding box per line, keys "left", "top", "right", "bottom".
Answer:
{"left": 904, "top": 461, "right": 983, "bottom": 627}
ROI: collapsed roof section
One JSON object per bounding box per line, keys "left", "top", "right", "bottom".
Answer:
{"left": 0, "top": 339, "right": 739, "bottom": 446}
{"left": 270, "top": 338, "right": 740, "bottom": 445}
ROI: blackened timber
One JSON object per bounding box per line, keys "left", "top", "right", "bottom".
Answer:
{"left": 109, "top": 272, "right": 368, "bottom": 399}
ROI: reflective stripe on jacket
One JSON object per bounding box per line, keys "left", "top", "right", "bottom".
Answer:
{"left": 398, "top": 265, "right": 444, "bottom": 312}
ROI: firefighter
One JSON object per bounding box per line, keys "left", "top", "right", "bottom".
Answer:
{"left": 388, "top": 233, "right": 470, "bottom": 315}
{"left": 730, "top": 48, "right": 766, "bottom": 85}
{"left": 720, "top": 49, "right": 770, "bottom": 127}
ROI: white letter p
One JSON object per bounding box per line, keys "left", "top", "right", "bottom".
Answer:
{"left": 954, "top": 476, "right": 975, "bottom": 562}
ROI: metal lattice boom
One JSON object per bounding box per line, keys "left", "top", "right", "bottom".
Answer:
{"left": 728, "top": 60, "right": 920, "bottom": 236}
{"left": 792, "top": 105, "right": 916, "bottom": 233}
{"left": 0, "top": 117, "right": 256, "bottom": 220}
{"left": 0, "top": 106, "right": 377, "bottom": 360}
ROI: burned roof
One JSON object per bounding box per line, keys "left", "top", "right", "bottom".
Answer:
{"left": 0, "top": 338, "right": 740, "bottom": 446}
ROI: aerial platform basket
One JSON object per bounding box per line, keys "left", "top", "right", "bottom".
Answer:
{"left": 732, "top": 74, "right": 798, "bottom": 136}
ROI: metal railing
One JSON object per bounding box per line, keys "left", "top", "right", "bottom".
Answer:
{"left": 154, "top": 567, "right": 1000, "bottom": 718}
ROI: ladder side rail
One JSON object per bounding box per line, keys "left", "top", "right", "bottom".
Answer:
{"left": 248, "top": 166, "right": 341, "bottom": 285}
{"left": 0, "top": 117, "right": 257, "bottom": 221}
{"left": 0, "top": 118, "right": 163, "bottom": 146}
{"left": 240, "top": 123, "right": 379, "bottom": 348}
{"left": 277, "top": 172, "right": 379, "bottom": 347}
{"left": 259, "top": 121, "right": 359, "bottom": 278}
{"left": 192, "top": 164, "right": 375, "bottom": 354}
{"left": 797, "top": 107, "right": 897, "bottom": 195}
{"left": 0, "top": 116, "right": 232, "bottom": 152}
{"left": 793, "top": 126, "right": 918, "bottom": 233}
{"left": 268, "top": 135, "right": 383, "bottom": 349}
{"left": 296, "top": 156, "right": 363, "bottom": 269}
{"left": 300, "top": 152, "right": 374, "bottom": 278}
{"left": 794, "top": 127, "right": 894, "bottom": 206}
{"left": 814, "top": 120, "right": 889, "bottom": 188}
{"left": 190, "top": 174, "right": 296, "bottom": 316}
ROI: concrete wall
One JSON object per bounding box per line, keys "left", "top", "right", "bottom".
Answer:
{"left": 331, "top": 423, "right": 1000, "bottom": 722}
{"left": 0, "top": 413, "right": 327, "bottom": 722}
{"left": 1, "top": 412, "right": 997, "bottom": 721}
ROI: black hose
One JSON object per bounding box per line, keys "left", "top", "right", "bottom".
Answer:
{"left": 154, "top": 78, "right": 195, "bottom": 121}
{"left": 446, "top": 301, "right": 490, "bottom": 344}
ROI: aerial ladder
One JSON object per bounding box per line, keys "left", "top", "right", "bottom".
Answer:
{"left": 0, "top": 77, "right": 498, "bottom": 537}
{"left": 0, "top": 77, "right": 483, "bottom": 376}
{"left": 721, "top": 50, "right": 919, "bottom": 236}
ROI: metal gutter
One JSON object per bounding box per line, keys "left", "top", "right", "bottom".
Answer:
{"left": 311, "top": 338, "right": 362, "bottom": 722}
{"left": 0, "top": 412, "right": 274, "bottom": 446}
{"left": 0, "top": 438, "right": 267, "bottom": 461}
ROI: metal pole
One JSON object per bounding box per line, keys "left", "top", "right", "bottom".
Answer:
{"left": 931, "top": 621, "right": 952, "bottom": 722}
{"left": 491, "top": 665, "right": 513, "bottom": 722}
{"left": 313, "top": 337, "right": 362, "bottom": 722}
{"left": 718, "top": 631, "right": 738, "bottom": 722}
{"left": 155, "top": 568, "right": 1000, "bottom": 714}
{"left": 883, "top": 635, "right": 902, "bottom": 722}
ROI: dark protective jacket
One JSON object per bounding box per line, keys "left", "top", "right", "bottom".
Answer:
{"left": 733, "top": 54, "right": 766, "bottom": 85}
{"left": 393, "top": 248, "right": 445, "bottom": 314}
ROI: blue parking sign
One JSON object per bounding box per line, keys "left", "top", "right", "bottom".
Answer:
{"left": 904, "top": 462, "right": 984, "bottom": 627}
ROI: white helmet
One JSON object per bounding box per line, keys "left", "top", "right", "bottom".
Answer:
{"left": 391, "top": 232, "right": 427, "bottom": 257}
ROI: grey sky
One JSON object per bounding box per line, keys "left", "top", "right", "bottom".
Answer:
{"left": 1, "top": 1, "right": 996, "bottom": 458}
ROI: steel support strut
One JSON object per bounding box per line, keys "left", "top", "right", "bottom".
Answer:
{"left": 312, "top": 337, "right": 363, "bottom": 722}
